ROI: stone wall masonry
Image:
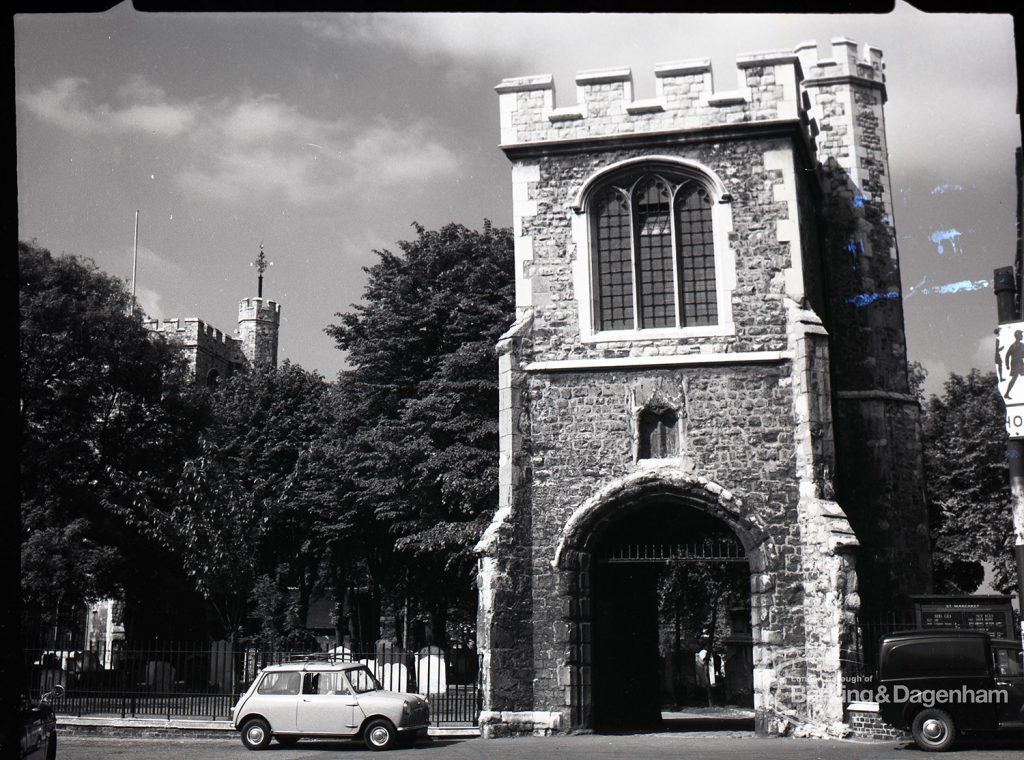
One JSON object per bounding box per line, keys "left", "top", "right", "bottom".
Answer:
{"left": 520, "top": 363, "right": 814, "bottom": 722}
{"left": 237, "top": 297, "right": 281, "bottom": 369}
{"left": 144, "top": 316, "right": 245, "bottom": 382}
{"left": 833, "top": 396, "right": 932, "bottom": 611}
{"left": 476, "top": 314, "right": 536, "bottom": 714}
{"left": 798, "top": 37, "right": 932, "bottom": 607}
{"left": 513, "top": 136, "right": 806, "bottom": 365}
{"left": 801, "top": 39, "right": 906, "bottom": 393}
{"left": 496, "top": 52, "right": 805, "bottom": 148}
{"left": 786, "top": 302, "right": 860, "bottom": 728}
{"left": 482, "top": 36, "right": 931, "bottom": 738}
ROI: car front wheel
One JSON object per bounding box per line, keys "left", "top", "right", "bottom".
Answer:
{"left": 364, "top": 718, "right": 397, "bottom": 751}
{"left": 240, "top": 718, "right": 273, "bottom": 751}
{"left": 911, "top": 708, "right": 957, "bottom": 752}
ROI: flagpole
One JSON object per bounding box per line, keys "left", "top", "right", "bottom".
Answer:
{"left": 131, "top": 210, "right": 139, "bottom": 314}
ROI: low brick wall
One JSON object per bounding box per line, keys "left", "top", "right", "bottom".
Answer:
{"left": 845, "top": 702, "right": 907, "bottom": 741}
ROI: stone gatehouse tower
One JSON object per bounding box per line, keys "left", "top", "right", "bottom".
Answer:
{"left": 476, "top": 39, "right": 931, "bottom": 737}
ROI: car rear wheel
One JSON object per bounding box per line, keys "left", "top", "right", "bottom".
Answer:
{"left": 364, "top": 718, "right": 397, "bottom": 751}
{"left": 911, "top": 708, "right": 957, "bottom": 752}
{"left": 240, "top": 718, "right": 273, "bottom": 751}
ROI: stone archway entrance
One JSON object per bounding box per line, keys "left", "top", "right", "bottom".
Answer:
{"left": 553, "top": 470, "right": 774, "bottom": 733}
{"left": 590, "top": 501, "right": 753, "bottom": 730}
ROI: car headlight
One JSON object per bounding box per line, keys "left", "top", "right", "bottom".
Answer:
{"left": 402, "top": 700, "right": 411, "bottom": 718}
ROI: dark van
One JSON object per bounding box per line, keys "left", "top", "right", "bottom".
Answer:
{"left": 877, "top": 630, "right": 1024, "bottom": 751}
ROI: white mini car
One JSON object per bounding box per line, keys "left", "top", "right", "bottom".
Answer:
{"left": 231, "top": 657, "right": 429, "bottom": 751}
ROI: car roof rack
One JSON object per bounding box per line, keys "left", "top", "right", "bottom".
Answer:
{"left": 283, "top": 652, "right": 341, "bottom": 663}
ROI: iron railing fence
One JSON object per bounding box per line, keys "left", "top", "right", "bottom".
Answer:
{"left": 24, "top": 638, "right": 481, "bottom": 724}
{"left": 843, "top": 610, "right": 917, "bottom": 683}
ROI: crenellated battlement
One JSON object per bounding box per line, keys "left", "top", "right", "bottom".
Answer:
{"left": 497, "top": 48, "right": 806, "bottom": 148}
{"left": 797, "top": 37, "right": 885, "bottom": 93}
{"left": 496, "top": 39, "right": 885, "bottom": 150}
{"left": 238, "top": 297, "right": 281, "bottom": 323}
{"left": 144, "top": 316, "right": 232, "bottom": 347}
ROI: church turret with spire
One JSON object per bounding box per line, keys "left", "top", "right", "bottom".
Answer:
{"left": 144, "top": 244, "right": 281, "bottom": 385}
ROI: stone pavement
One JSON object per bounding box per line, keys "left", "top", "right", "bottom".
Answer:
{"left": 57, "top": 715, "right": 479, "bottom": 739}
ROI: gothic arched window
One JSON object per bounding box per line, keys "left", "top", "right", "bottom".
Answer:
{"left": 591, "top": 169, "right": 719, "bottom": 332}
{"left": 638, "top": 406, "right": 679, "bottom": 460}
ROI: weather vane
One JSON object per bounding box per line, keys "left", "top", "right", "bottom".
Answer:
{"left": 250, "top": 242, "right": 274, "bottom": 298}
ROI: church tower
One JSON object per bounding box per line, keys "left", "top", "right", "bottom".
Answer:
{"left": 237, "top": 244, "right": 281, "bottom": 370}
{"left": 145, "top": 244, "right": 281, "bottom": 384}
{"left": 476, "top": 38, "right": 930, "bottom": 738}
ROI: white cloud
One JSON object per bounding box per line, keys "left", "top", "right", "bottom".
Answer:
{"left": 917, "top": 357, "right": 950, "bottom": 398}
{"left": 220, "top": 97, "right": 331, "bottom": 144}
{"left": 20, "top": 75, "right": 459, "bottom": 209}
{"left": 973, "top": 332, "right": 999, "bottom": 373}
{"left": 134, "top": 284, "right": 164, "bottom": 319}
{"left": 18, "top": 76, "right": 197, "bottom": 138}
{"left": 176, "top": 109, "right": 458, "bottom": 206}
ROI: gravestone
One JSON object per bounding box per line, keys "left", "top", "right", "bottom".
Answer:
{"left": 146, "top": 660, "right": 176, "bottom": 691}
{"left": 209, "top": 639, "right": 233, "bottom": 691}
{"left": 416, "top": 645, "right": 447, "bottom": 695}
{"left": 375, "top": 639, "right": 408, "bottom": 691}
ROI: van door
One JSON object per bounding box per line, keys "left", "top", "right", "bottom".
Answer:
{"left": 296, "top": 671, "right": 360, "bottom": 735}
{"left": 991, "top": 644, "right": 1024, "bottom": 727}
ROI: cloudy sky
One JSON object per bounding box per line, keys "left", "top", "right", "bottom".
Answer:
{"left": 15, "top": 4, "right": 1020, "bottom": 394}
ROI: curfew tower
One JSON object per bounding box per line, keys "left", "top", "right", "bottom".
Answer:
{"left": 476, "top": 38, "right": 930, "bottom": 738}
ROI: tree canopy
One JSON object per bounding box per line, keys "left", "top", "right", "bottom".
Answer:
{"left": 143, "top": 362, "right": 337, "bottom": 642}
{"left": 19, "top": 241, "right": 208, "bottom": 634}
{"left": 325, "top": 222, "right": 514, "bottom": 645}
{"left": 921, "top": 368, "right": 1017, "bottom": 594}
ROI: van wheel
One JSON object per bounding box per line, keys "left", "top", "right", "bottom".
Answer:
{"left": 240, "top": 718, "right": 273, "bottom": 750}
{"left": 912, "top": 708, "right": 957, "bottom": 752}
{"left": 364, "top": 718, "right": 397, "bottom": 751}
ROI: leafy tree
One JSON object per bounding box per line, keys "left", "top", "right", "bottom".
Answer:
{"left": 135, "top": 362, "right": 337, "bottom": 641}
{"left": 921, "top": 369, "right": 1016, "bottom": 593}
{"left": 658, "top": 549, "right": 748, "bottom": 706}
{"left": 19, "top": 241, "right": 207, "bottom": 636}
{"left": 325, "top": 222, "right": 514, "bottom": 645}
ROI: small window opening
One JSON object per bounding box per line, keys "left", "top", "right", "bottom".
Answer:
{"left": 638, "top": 406, "right": 679, "bottom": 459}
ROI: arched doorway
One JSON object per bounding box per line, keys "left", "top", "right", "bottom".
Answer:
{"left": 591, "top": 501, "right": 753, "bottom": 730}
{"left": 553, "top": 471, "right": 773, "bottom": 733}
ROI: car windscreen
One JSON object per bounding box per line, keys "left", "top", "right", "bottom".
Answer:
{"left": 345, "top": 666, "right": 382, "bottom": 694}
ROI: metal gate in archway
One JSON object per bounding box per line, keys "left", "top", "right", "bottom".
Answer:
{"left": 588, "top": 511, "right": 754, "bottom": 730}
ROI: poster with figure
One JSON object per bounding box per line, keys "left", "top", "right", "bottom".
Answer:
{"left": 996, "top": 322, "right": 1024, "bottom": 437}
